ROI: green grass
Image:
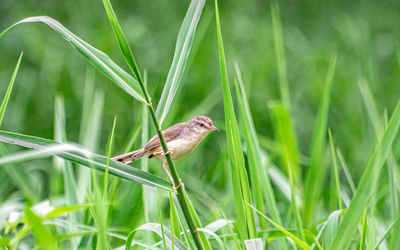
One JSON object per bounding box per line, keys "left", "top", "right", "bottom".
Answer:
{"left": 1, "top": 0, "right": 400, "bottom": 249}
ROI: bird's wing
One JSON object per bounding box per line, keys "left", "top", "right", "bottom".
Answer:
{"left": 144, "top": 122, "right": 185, "bottom": 151}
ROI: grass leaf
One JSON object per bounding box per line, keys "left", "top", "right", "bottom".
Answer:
{"left": 215, "top": 0, "right": 257, "bottom": 241}
{"left": 247, "top": 203, "right": 311, "bottom": 250}
{"left": 0, "top": 16, "right": 146, "bottom": 102}
{"left": 271, "top": 1, "right": 290, "bottom": 110}
{"left": 0, "top": 52, "right": 23, "bottom": 127}
{"left": 54, "top": 96, "right": 81, "bottom": 248}
{"left": 234, "top": 63, "right": 283, "bottom": 235}
{"left": 156, "top": 0, "right": 205, "bottom": 124}
{"left": 303, "top": 54, "right": 337, "bottom": 227}
{"left": 126, "top": 223, "right": 188, "bottom": 250}
{"left": 330, "top": 101, "right": 400, "bottom": 249}
{"left": 0, "top": 130, "right": 172, "bottom": 190}
{"left": 270, "top": 103, "right": 305, "bottom": 240}
{"left": 102, "top": 0, "right": 143, "bottom": 83}
{"left": 25, "top": 207, "right": 58, "bottom": 250}
{"left": 103, "top": 116, "right": 117, "bottom": 202}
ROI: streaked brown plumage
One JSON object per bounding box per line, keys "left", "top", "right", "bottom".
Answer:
{"left": 112, "top": 116, "right": 218, "bottom": 189}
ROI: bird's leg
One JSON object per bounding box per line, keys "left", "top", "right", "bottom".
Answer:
{"left": 163, "top": 162, "right": 176, "bottom": 189}
{"left": 162, "top": 162, "right": 185, "bottom": 191}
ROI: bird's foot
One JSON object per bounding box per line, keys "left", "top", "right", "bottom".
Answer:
{"left": 173, "top": 179, "right": 185, "bottom": 191}
{"left": 162, "top": 150, "right": 173, "bottom": 156}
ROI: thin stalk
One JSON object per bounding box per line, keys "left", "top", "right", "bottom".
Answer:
{"left": 130, "top": 58, "right": 204, "bottom": 250}
{"left": 147, "top": 104, "right": 204, "bottom": 249}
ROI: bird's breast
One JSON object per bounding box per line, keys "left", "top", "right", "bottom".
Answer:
{"left": 166, "top": 138, "right": 201, "bottom": 160}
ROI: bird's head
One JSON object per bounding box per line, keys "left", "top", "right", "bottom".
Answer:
{"left": 189, "top": 116, "right": 219, "bottom": 135}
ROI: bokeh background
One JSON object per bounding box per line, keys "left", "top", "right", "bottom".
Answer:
{"left": 1, "top": 0, "right": 400, "bottom": 248}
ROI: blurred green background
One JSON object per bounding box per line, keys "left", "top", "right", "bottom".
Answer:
{"left": 1, "top": 0, "right": 400, "bottom": 248}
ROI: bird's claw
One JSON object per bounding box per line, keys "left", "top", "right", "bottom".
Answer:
{"left": 162, "top": 150, "right": 173, "bottom": 156}
{"left": 173, "top": 179, "right": 185, "bottom": 191}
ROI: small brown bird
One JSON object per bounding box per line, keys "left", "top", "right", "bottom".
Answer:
{"left": 112, "top": 116, "right": 219, "bottom": 189}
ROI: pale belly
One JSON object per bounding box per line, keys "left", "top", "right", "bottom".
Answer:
{"left": 152, "top": 138, "right": 201, "bottom": 161}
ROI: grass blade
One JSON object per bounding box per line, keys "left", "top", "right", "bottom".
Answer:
{"left": 330, "top": 101, "right": 400, "bottom": 249}
{"left": 126, "top": 223, "right": 188, "bottom": 250}
{"left": 0, "top": 52, "right": 23, "bottom": 127}
{"left": 103, "top": 116, "right": 117, "bottom": 202}
{"left": 169, "top": 192, "right": 180, "bottom": 243}
{"left": 181, "top": 192, "right": 211, "bottom": 249}
{"left": 358, "top": 77, "right": 400, "bottom": 249}
{"left": 0, "top": 130, "right": 172, "bottom": 190}
{"left": 25, "top": 207, "right": 58, "bottom": 250}
{"left": 0, "top": 145, "right": 38, "bottom": 201}
{"left": 247, "top": 203, "right": 311, "bottom": 250}
{"left": 374, "top": 214, "right": 400, "bottom": 249}
{"left": 271, "top": 1, "right": 290, "bottom": 110}
{"left": 156, "top": 0, "right": 205, "bottom": 124}
{"left": 336, "top": 149, "right": 356, "bottom": 195}
{"left": 102, "top": 0, "right": 143, "bottom": 83}
{"left": 303, "top": 54, "right": 337, "bottom": 228}
{"left": 234, "top": 64, "right": 283, "bottom": 234}
{"left": 54, "top": 97, "right": 81, "bottom": 248}
{"left": 215, "top": 0, "right": 257, "bottom": 242}
{"left": 270, "top": 104, "right": 305, "bottom": 240}
{"left": 0, "top": 16, "right": 145, "bottom": 102}
{"left": 233, "top": 75, "right": 265, "bottom": 231}
{"left": 328, "top": 130, "right": 343, "bottom": 210}
{"left": 77, "top": 76, "right": 104, "bottom": 203}
{"left": 320, "top": 210, "right": 343, "bottom": 248}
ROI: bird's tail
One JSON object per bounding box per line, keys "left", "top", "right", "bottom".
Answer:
{"left": 112, "top": 148, "right": 147, "bottom": 164}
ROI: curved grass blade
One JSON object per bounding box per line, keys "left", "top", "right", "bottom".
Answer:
{"left": 0, "top": 16, "right": 145, "bottom": 103}
{"left": 374, "top": 214, "right": 400, "bottom": 249}
{"left": 234, "top": 63, "right": 282, "bottom": 231}
{"left": 321, "top": 210, "right": 343, "bottom": 248}
{"left": 125, "top": 223, "right": 187, "bottom": 250}
{"left": 0, "top": 130, "right": 171, "bottom": 190}
{"left": 246, "top": 203, "right": 311, "bottom": 250}
{"left": 303, "top": 54, "right": 337, "bottom": 228}
{"left": 330, "top": 101, "right": 400, "bottom": 250}
{"left": 45, "top": 204, "right": 92, "bottom": 219}
{"left": 270, "top": 103, "right": 305, "bottom": 240}
{"left": 25, "top": 207, "right": 58, "bottom": 250}
{"left": 156, "top": 0, "right": 205, "bottom": 124}
{"left": 0, "top": 52, "right": 23, "bottom": 127}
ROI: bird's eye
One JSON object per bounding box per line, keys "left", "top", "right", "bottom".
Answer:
{"left": 200, "top": 123, "right": 205, "bottom": 127}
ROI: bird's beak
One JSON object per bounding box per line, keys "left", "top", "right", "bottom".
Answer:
{"left": 210, "top": 125, "right": 220, "bottom": 132}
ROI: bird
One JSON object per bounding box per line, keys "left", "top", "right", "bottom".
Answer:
{"left": 112, "top": 116, "right": 219, "bottom": 189}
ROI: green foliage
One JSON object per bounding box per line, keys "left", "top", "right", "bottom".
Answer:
{"left": 1, "top": 0, "right": 400, "bottom": 249}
